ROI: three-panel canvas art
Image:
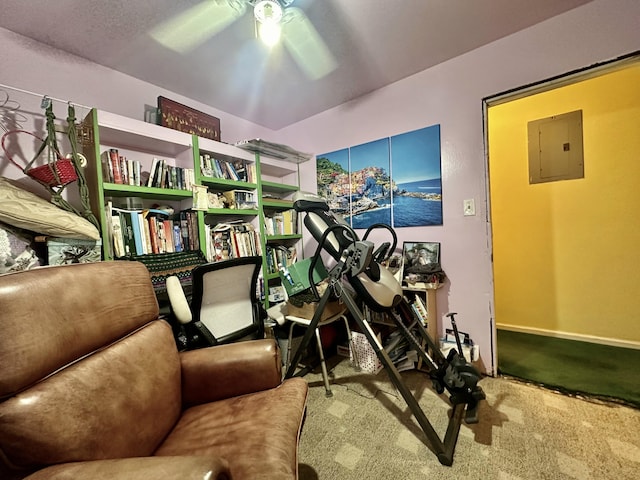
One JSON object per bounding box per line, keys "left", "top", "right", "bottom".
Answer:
{"left": 316, "top": 124, "right": 442, "bottom": 230}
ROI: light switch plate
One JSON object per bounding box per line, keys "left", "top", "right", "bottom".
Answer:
{"left": 464, "top": 199, "right": 475, "bottom": 216}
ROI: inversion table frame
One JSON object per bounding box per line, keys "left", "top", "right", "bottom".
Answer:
{"left": 284, "top": 224, "right": 485, "bottom": 466}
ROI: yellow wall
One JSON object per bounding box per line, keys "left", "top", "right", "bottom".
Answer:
{"left": 489, "top": 64, "right": 640, "bottom": 343}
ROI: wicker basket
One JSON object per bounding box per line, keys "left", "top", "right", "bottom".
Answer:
{"left": 2, "top": 129, "right": 78, "bottom": 187}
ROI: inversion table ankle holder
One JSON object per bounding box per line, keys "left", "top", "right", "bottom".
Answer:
{"left": 285, "top": 192, "right": 486, "bottom": 466}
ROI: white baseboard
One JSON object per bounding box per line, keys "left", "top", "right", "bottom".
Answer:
{"left": 496, "top": 323, "right": 640, "bottom": 350}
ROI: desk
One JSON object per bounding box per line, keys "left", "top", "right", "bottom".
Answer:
{"left": 286, "top": 307, "right": 353, "bottom": 397}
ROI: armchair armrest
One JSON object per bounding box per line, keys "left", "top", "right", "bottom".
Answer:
{"left": 181, "top": 339, "right": 283, "bottom": 406}
{"left": 24, "top": 456, "right": 230, "bottom": 480}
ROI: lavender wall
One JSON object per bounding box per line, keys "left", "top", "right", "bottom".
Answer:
{"left": 0, "top": 28, "right": 274, "bottom": 145}
{"left": 273, "top": 0, "right": 640, "bottom": 374}
{"left": 1, "top": 0, "right": 639, "bottom": 374}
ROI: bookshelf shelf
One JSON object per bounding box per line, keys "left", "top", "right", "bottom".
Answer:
{"left": 200, "top": 176, "right": 258, "bottom": 191}
{"left": 261, "top": 181, "right": 299, "bottom": 194}
{"left": 262, "top": 198, "right": 294, "bottom": 209}
{"left": 103, "top": 183, "right": 192, "bottom": 200}
{"left": 266, "top": 234, "right": 302, "bottom": 242}
{"left": 96, "top": 113, "right": 193, "bottom": 157}
{"left": 205, "top": 208, "right": 259, "bottom": 216}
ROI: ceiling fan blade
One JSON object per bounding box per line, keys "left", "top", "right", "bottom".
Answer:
{"left": 282, "top": 7, "right": 337, "bottom": 80}
{"left": 149, "top": 0, "right": 246, "bottom": 53}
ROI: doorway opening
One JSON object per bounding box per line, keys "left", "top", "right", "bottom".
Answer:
{"left": 483, "top": 51, "right": 640, "bottom": 406}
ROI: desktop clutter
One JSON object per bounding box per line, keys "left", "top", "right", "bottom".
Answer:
{"left": 267, "top": 259, "right": 346, "bottom": 353}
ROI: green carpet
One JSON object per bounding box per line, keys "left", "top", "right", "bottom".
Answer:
{"left": 497, "top": 329, "right": 640, "bottom": 407}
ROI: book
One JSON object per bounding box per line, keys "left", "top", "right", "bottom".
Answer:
{"left": 119, "top": 211, "right": 135, "bottom": 256}
{"left": 212, "top": 158, "right": 224, "bottom": 178}
{"left": 187, "top": 211, "right": 199, "bottom": 250}
{"left": 162, "top": 220, "right": 175, "bottom": 252}
{"left": 173, "top": 224, "right": 183, "bottom": 252}
{"left": 129, "top": 211, "right": 145, "bottom": 255}
{"left": 100, "top": 151, "right": 113, "bottom": 182}
{"left": 126, "top": 157, "right": 135, "bottom": 186}
{"left": 282, "top": 209, "right": 293, "bottom": 234}
{"left": 150, "top": 158, "right": 164, "bottom": 187}
{"left": 119, "top": 155, "right": 128, "bottom": 185}
{"left": 141, "top": 212, "right": 153, "bottom": 254}
{"left": 170, "top": 166, "right": 178, "bottom": 189}
{"left": 148, "top": 217, "right": 159, "bottom": 254}
{"left": 109, "top": 149, "right": 123, "bottom": 184}
{"left": 111, "top": 214, "right": 126, "bottom": 258}
{"left": 158, "top": 160, "right": 167, "bottom": 188}
{"left": 147, "top": 158, "right": 159, "bottom": 187}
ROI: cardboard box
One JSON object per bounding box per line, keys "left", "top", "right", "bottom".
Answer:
{"left": 279, "top": 258, "right": 329, "bottom": 297}
{"left": 47, "top": 238, "right": 102, "bottom": 265}
{"left": 286, "top": 299, "right": 345, "bottom": 321}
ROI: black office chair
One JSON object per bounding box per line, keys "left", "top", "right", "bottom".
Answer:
{"left": 166, "top": 256, "right": 265, "bottom": 346}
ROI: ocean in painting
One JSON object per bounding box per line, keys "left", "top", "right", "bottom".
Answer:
{"left": 349, "top": 178, "right": 442, "bottom": 229}
{"left": 392, "top": 195, "right": 442, "bottom": 227}
{"left": 394, "top": 178, "right": 442, "bottom": 227}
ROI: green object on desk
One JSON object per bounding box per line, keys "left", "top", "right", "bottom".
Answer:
{"left": 279, "top": 258, "right": 328, "bottom": 297}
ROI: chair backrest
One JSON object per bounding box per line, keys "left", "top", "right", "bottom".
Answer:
{"left": 191, "top": 256, "right": 264, "bottom": 344}
{"left": 0, "top": 262, "right": 182, "bottom": 478}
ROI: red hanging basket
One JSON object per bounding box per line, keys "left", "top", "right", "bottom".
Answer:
{"left": 1, "top": 129, "right": 78, "bottom": 187}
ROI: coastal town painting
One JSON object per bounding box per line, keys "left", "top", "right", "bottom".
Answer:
{"left": 316, "top": 125, "right": 442, "bottom": 229}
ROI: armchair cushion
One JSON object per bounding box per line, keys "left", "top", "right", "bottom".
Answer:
{"left": 172, "top": 339, "right": 309, "bottom": 478}
{"left": 156, "top": 379, "right": 308, "bottom": 479}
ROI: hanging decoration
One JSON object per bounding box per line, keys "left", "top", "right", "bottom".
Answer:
{"left": 1, "top": 97, "right": 100, "bottom": 231}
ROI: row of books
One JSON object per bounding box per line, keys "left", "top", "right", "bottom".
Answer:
{"left": 265, "top": 245, "right": 297, "bottom": 275}
{"left": 410, "top": 294, "right": 428, "bottom": 326}
{"left": 101, "top": 149, "right": 142, "bottom": 186}
{"left": 107, "top": 203, "right": 199, "bottom": 257}
{"left": 100, "top": 149, "right": 195, "bottom": 191}
{"left": 198, "top": 188, "right": 257, "bottom": 210}
{"left": 264, "top": 210, "right": 298, "bottom": 236}
{"left": 223, "top": 189, "right": 257, "bottom": 210}
{"left": 147, "top": 157, "right": 195, "bottom": 191}
{"left": 199, "top": 154, "right": 257, "bottom": 183}
{"left": 204, "top": 222, "right": 262, "bottom": 263}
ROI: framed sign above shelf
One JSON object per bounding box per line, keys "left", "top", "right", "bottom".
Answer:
{"left": 157, "top": 96, "right": 220, "bottom": 141}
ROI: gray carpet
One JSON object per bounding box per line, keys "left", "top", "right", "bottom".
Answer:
{"left": 297, "top": 358, "right": 640, "bottom": 479}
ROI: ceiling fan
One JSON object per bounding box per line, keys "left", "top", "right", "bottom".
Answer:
{"left": 149, "top": 0, "right": 337, "bottom": 80}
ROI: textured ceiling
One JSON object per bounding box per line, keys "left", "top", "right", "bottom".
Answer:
{"left": 0, "top": 0, "right": 593, "bottom": 129}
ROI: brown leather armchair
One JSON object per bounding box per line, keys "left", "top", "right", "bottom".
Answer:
{"left": 0, "top": 261, "right": 308, "bottom": 480}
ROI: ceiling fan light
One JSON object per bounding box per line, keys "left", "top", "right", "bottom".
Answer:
{"left": 258, "top": 21, "right": 281, "bottom": 47}
{"left": 254, "top": 0, "right": 283, "bottom": 25}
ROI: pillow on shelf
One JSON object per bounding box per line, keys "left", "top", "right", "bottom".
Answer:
{"left": 0, "top": 177, "right": 100, "bottom": 240}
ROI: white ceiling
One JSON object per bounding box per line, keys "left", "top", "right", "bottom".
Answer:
{"left": 0, "top": 0, "right": 593, "bottom": 130}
